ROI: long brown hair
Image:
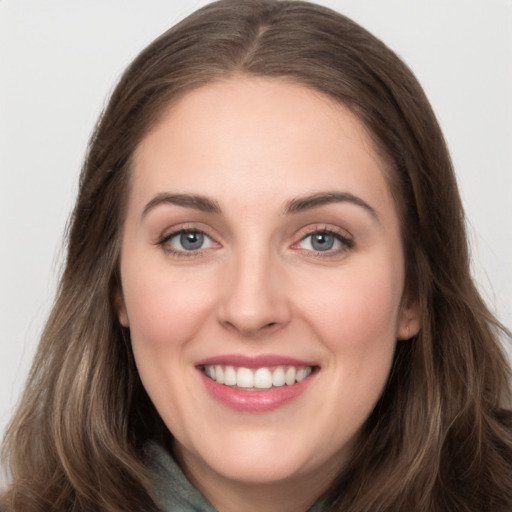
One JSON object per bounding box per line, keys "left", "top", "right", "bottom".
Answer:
{"left": 2, "top": 1, "right": 511, "bottom": 510}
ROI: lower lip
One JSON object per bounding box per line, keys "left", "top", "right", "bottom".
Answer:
{"left": 199, "top": 370, "right": 316, "bottom": 412}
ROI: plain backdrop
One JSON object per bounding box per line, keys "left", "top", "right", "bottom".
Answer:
{"left": 1, "top": 0, "right": 511, "bottom": 445}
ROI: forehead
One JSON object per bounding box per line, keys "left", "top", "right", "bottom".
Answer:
{"left": 129, "top": 77, "right": 395, "bottom": 219}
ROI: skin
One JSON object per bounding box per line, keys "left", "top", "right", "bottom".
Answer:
{"left": 116, "top": 77, "right": 421, "bottom": 512}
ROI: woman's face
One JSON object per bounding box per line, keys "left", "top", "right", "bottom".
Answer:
{"left": 117, "top": 77, "right": 419, "bottom": 499}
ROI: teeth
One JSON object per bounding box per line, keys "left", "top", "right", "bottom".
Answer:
{"left": 215, "top": 365, "right": 225, "bottom": 384}
{"left": 204, "top": 365, "right": 216, "bottom": 380}
{"left": 237, "top": 367, "right": 254, "bottom": 388}
{"left": 285, "top": 367, "right": 296, "bottom": 385}
{"left": 272, "top": 367, "right": 286, "bottom": 387}
{"left": 224, "top": 366, "right": 237, "bottom": 386}
{"left": 203, "top": 364, "right": 313, "bottom": 388}
{"left": 254, "top": 368, "right": 273, "bottom": 388}
{"left": 296, "top": 367, "right": 310, "bottom": 382}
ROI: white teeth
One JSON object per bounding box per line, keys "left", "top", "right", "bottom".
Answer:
{"left": 285, "top": 367, "right": 296, "bottom": 385}
{"left": 237, "top": 367, "right": 254, "bottom": 388}
{"left": 204, "top": 365, "right": 216, "bottom": 380}
{"left": 215, "top": 365, "right": 224, "bottom": 384}
{"left": 272, "top": 366, "right": 286, "bottom": 387}
{"left": 296, "top": 367, "right": 312, "bottom": 382}
{"left": 224, "top": 366, "right": 237, "bottom": 386}
{"left": 204, "top": 364, "right": 314, "bottom": 388}
{"left": 254, "top": 368, "right": 273, "bottom": 389}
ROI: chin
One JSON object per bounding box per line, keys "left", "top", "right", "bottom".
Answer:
{"left": 176, "top": 425, "right": 350, "bottom": 488}
{"left": 207, "top": 451, "right": 312, "bottom": 484}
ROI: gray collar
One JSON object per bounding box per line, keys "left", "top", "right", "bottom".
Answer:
{"left": 145, "top": 441, "right": 216, "bottom": 512}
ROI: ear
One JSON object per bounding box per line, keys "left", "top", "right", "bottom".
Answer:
{"left": 113, "top": 286, "right": 130, "bottom": 327}
{"left": 396, "top": 298, "right": 421, "bottom": 341}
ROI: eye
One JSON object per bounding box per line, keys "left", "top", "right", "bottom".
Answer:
{"left": 295, "top": 229, "right": 353, "bottom": 254}
{"left": 160, "top": 229, "right": 216, "bottom": 254}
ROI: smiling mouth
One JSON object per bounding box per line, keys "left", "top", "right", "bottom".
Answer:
{"left": 201, "top": 364, "right": 317, "bottom": 390}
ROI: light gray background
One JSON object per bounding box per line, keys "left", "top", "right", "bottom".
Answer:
{"left": 1, "top": 0, "right": 511, "bottom": 445}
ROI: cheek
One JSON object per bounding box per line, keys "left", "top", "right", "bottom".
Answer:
{"left": 306, "top": 264, "right": 403, "bottom": 344}
{"left": 323, "top": 273, "right": 401, "bottom": 424}
{"left": 120, "top": 260, "right": 217, "bottom": 353}
{"left": 298, "top": 256, "right": 404, "bottom": 397}
{"left": 120, "top": 261, "right": 219, "bottom": 429}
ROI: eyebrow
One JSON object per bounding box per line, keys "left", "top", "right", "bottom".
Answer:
{"left": 285, "top": 192, "right": 378, "bottom": 219}
{"left": 141, "top": 190, "right": 377, "bottom": 220}
{"left": 142, "top": 193, "right": 222, "bottom": 218}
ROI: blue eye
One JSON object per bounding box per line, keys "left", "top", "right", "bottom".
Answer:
{"left": 163, "top": 230, "right": 215, "bottom": 253}
{"left": 309, "top": 232, "right": 336, "bottom": 251}
{"left": 178, "top": 231, "right": 205, "bottom": 250}
{"left": 298, "top": 230, "right": 352, "bottom": 253}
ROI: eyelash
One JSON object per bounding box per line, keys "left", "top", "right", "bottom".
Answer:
{"left": 157, "top": 226, "right": 353, "bottom": 258}
{"left": 157, "top": 228, "right": 217, "bottom": 258}
{"left": 294, "top": 226, "right": 353, "bottom": 257}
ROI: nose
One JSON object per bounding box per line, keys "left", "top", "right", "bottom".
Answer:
{"left": 217, "top": 247, "right": 292, "bottom": 338}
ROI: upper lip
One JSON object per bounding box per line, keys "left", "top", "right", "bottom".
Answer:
{"left": 196, "top": 354, "right": 318, "bottom": 369}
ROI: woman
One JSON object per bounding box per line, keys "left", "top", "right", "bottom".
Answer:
{"left": 1, "top": 1, "right": 511, "bottom": 510}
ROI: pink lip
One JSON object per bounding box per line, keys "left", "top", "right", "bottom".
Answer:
{"left": 196, "top": 354, "right": 319, "bottom": 413}
{"left": 196, "top": 354, "right": 316, "bottom": 368}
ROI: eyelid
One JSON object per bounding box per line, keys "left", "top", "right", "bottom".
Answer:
{"left": 291, "top": 224, "right": 354, "bottom": 254}
{"left": 156, "top": 224, "right": 221, "bottom": 257}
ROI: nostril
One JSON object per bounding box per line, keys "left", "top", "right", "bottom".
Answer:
{"left": 220, "top": 318, "right": 283, "bottom": 337}
{"left": 260, "top": 321, "right": 282, "bottom": 335}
